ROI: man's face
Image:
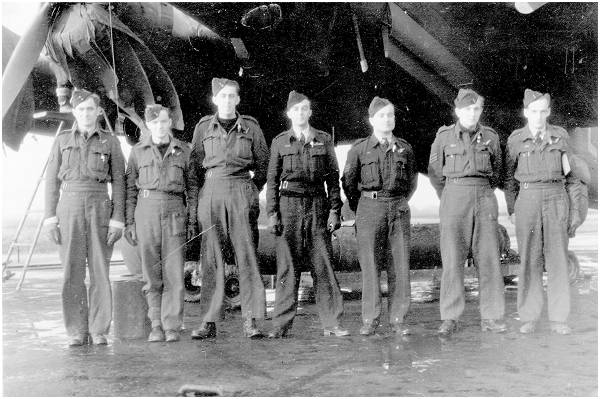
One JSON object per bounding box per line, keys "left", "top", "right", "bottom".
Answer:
{"left": 72, "top": 97, "right": 101, "bottom": 130}
{"left": 369, "top": 104, "right": 395, "bottom": 134}
{"left": 455, "top": 98, "right": 483, "bottom": 129}
{"left": 146, "top": 110, "right": 172, "bottom": 141}
{"left": 286, "top": 99, "right": 312, "bottom": 127}
{"left": 212, "top": 85, "right": 240, "bottom": 117}
{"left": 524, "top": 97, "right": 551, "bottom": 131}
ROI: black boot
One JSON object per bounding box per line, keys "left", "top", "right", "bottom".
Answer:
{"left": 191, "top": 322, "right": 216, "bottom": 339}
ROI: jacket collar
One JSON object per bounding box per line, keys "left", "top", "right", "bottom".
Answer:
{"left": 368, "top": 133, "right": 397, "bottom": 149}
{"left": 454, "top": 122, "right": 481, "bottom": 139}
{"left": 208, "top": 112, "right": 248, "bottom": 134}
{"left": 139, "top": 133, "right": 183, "bottom": 153}
{"left": 284, "top": 126, "right": 319, "bottom": 145}
{"left": 518, "top": 124, "right": 561, "bottom": 142}
{"left": 71, "top": 123, "right": 103, "bottom": 140}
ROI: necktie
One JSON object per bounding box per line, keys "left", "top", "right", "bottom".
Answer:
{"left": 299, "top": 135, "right": 305, "bottom": 146}
{"left": 535, "top": 131, "right": 543, "bottom": 145}
{"left": 381, "top": 138, "right": 389, "bottom": 151}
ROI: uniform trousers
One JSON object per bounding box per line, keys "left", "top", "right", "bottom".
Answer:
{"left": 439, "top": 181, "right": 505, "bottom": 321}
{"left": 197, "top": 177, "right": 265, "bottom": 322}
{"left": 135, "top": 193, "right": 185, "bottom": 331}
{"left": 515, "top": 184, "right": 570, "bottom": 322}
{"left": 272, "top": 195, "right": 344, "bottom": 330}
{"left": 355, "top": 196, "right": 411, "bottom": 326}
{"left": 56, "top": 190, "right": 113, "bottom": 337}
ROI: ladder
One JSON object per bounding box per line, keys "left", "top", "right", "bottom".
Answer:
{"left": 2, "top": 111, "right": 74, "bottom": 290}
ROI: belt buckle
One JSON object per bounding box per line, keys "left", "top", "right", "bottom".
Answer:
{"left": 452, "top": 177, "right": 459, "bottom": 183}
{"left": 143, "top": 189, "right": 149, "bottom": 198}
{"left": 523, "top": 182, "right": 529, "bottom": 189}
{"left": 371, "top": 191, "right": 378, "bottom": 199}
{"left": 282, "top": 181, "right": 288, "bottom": 189}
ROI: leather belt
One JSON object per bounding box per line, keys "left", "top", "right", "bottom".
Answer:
{"left": 520, "top": 180, "right": 564, "bottom": 189}
{"left": 280, "top": 180, "right": 325, "bottom": 196}
{"left": 445, "top": 177, "right": 490, "bottom": 186}
{"left": 205, "top": 170, "right": 251, "bottom": 180}
{"left": 61, "top": 181, "right": 107, "bottom": 192}
{"left": 361, "top": 190, "right": 403, "bottom": 199}
{"left": 139, "top": 189, "right": 184, "bottom": 200}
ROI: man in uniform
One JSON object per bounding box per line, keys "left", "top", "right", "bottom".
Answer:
{"left": 504, "top": 89, "right": 584, "bottom": 335}
{"left": 189, "top": 78, "right": 269, "bottom": 339}
{"left": 428, "top": 88, "right": 506, "bottom": 336}
{"left": 124, "top": 105, "right": 198, "bottom": 343}
{"left": 44, "top": 89, "right": 126, "bottom": 346}
{"left": 342, "top": 97, "right": 418, "bottom": 336}
{"left": 266, "top": 91, "right": 349, "bottom": 338}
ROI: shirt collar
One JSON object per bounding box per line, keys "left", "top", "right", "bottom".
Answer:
{"left": 528, "top": 125, "right": 547, "bottom": 139}
{"left": 73, "top": 123, "right": 101, "bottom": 140}
{"left": 287, "top": 126, "right": 316, "bottom": 144}
{"left": 519, "top": 124, "right": 559, "bottom": 142}
{"left": 368, "top": 133, "right": 395, "bottom": 148}
{"left": 292, "top": 125, "right": 310, "bottom": 139}
{"left": 454, "top": 122, "right": 480, "bottom": 138}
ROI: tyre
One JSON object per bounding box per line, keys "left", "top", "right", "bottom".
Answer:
{"left": 184, "top": 261, "right": 202, "bottom": 303}
{"left": 223, "top": 263, "right": 241, "bottom": 309}
{"left": 183, "top": 261, "right": 242, "bottom": 309}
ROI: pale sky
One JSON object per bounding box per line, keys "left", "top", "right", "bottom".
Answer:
{"left": 2, "top": 1, "right": 40, "bottom": 35}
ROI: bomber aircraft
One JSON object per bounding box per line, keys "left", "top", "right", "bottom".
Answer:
{"left": 2, "top": 2, "right": 597, "bottom": 304}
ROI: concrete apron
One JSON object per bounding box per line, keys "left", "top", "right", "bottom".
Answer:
{"left": 2, "top": 261, "right": 597, "bottom": 397}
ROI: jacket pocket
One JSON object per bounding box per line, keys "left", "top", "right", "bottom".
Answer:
{"left": 88, "top": 143, "right": 110, "bottom": 179}
{"left": 281, "top": 147, "right": 299, "bottom": 173}
{"left": 166, "top": 159, "right": 185, "bottom": 190}
{"left": 389, "top": 152, "right": 408, "bottom": 190}
{"left": 517, "top": 150, "right": 532, "bottom": 175}
{"left": 443, "top": 145, "right": 464, "bottom": 173}
{"left": 138, "top": 158, "right": 157, "bottom": 187}
{"left": 544, "top": 144, "right": 563, "bottom": 176}
{"left": 235, "top": 134, "right": 253, "bottom": 159}
{"left": 59, "top": 145, "right": 79, "bottom": 179}
{"left": 360, "top": 154, "right": 380, "bottom": 186}
{"left": 202, "top": 135, "right": 219, "bottom": 160}
{"left": 309, "top": 145, "right": 327, "bottom": 181}
{"left": 474, "top": 144, "right": 492, "bottom": 173}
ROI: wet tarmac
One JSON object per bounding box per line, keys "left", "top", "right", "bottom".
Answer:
{"left": 2, "top": 216, "right": 598, "bottom": 396}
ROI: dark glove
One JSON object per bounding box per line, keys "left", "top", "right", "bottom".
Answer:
{"left": 327, "top": 211, "right": 341, "bottom": 233}
{"left": 46, "top": 223, "right": 61, "bottom": 245}
{"left": 187, "top": 220, "right": 199, "bottom": 241}
{"left": 123, "top": 225, "right": 138, "bottom": 246}
{"left": 107, "top": 226, "right": 123, "bottom": 246}
{"left": 567, "top": 211, "right": 582, "bottom": 238}
{"left": 268, "top": 213, "right": 283, "bottom": 235}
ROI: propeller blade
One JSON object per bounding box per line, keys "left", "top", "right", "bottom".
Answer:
{"left": 2, "top": 2, "right": 51, "bottom": 118}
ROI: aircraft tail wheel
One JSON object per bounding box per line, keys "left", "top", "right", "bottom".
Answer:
{"left": 223, "top": 263, "right": 241, "bottom": 309}
{"left": 184, "top": 261, "right": 202, "bottom": 303}
{"left": 567, "top": 251, "right": 581, "bottom": 286}
{"left": 183, "top": 262, "right": 242, "bottom": 308}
